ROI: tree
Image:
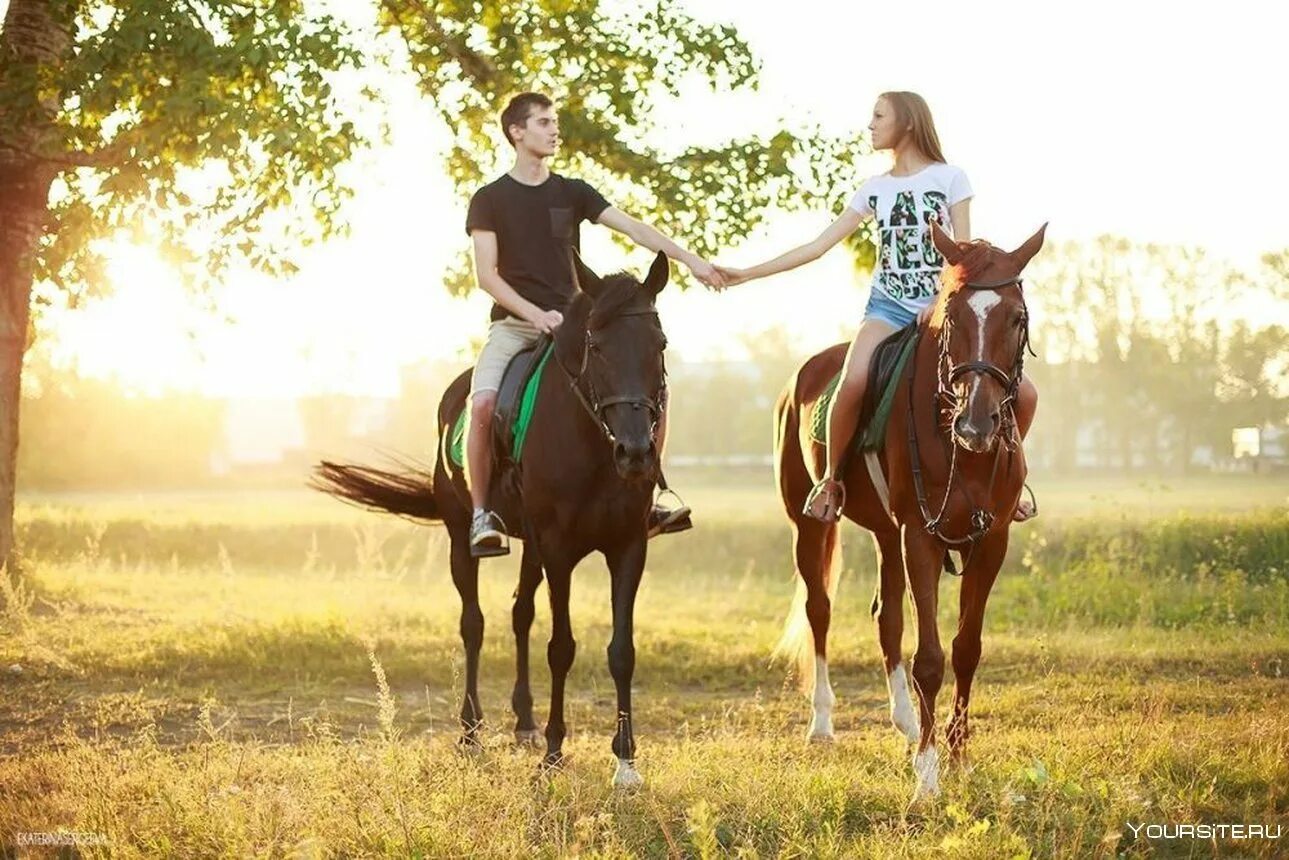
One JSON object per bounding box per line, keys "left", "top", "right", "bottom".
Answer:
{"left": 377, "top": 0, "right": 867, "bottom": 291}
{"left": 1219, "top": 321, "right": 1289, "bottom": 430}
{"left": 1261, "top": 249, "right": 1289, "bottom": 301}
{"left": 0, "top": 0, "right": 364, "bottom": 569}
{"left": 1025, "top": 236, "right": 1286, "bottom": 472}
{"left": 17, "top": 368, "right": 224, "bottom": 490}
{"left": 0, "top": 0, "right": 860, "bottom": 571}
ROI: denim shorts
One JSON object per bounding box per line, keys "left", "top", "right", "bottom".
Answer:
{"left": 863, "top": 289, "right": 920, "bottom": 329}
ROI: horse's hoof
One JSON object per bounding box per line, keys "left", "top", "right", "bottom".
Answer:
{"left": 539, "top": 750, "right": 566, "bottom": 771}
{"left": 514, "top": 728, "right": 543, "bottom": 748}
{"left": 905, "top": 789, "right": 938, "bottom": 818}
{"left": 613, "top": 758, "right": 644, "bottom": 790}
{"left": 456, "top": 735, "right": 483, "bottom": 756}
{"left": 807, "top": 710, "right": 835, "bottom": 743}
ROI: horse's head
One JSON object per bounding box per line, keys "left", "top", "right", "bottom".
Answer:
{"left": 928, "top": 221, "right": 1047, "bottom": 454}
{"left": 555, "top": 250, "right": 670, "bottom": 481}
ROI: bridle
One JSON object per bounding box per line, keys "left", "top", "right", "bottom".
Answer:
{"left": 934, "top": 276, "right": 1033, "bottom": 439}
{"left": 907, "top": 276, "right": 1034, "bottom": 549}
{"left": 554, "top": 307, "right": 668, "bottom": 447}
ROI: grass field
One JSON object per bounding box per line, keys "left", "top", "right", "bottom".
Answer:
{"left": 1, "top": 471, "right": 1286, "bottom": 857}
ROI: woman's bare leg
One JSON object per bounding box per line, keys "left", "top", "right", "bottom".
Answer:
{"left": 806, "top": 318, "right": 897, "bottom": 519}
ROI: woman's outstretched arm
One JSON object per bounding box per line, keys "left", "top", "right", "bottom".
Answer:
{"left": 717, "top": 208, "right": 864, "bottom": 287}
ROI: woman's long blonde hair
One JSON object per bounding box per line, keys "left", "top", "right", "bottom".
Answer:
{"left": 879, "top": 91, "right": 946, "bottom": 163}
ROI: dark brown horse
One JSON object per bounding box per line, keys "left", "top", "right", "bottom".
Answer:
{"left": 313, "top": 252, "right": 672, "bottom": 789}
{"left": 773, "top": 221, "right": 1046, "bottom": 803}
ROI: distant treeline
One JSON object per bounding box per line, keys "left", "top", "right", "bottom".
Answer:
{"left": 18, "top": 237, "right": 1287, "bottom": 490}
{"left": 666, "top": 237, "right": 1288, "bottom": 473}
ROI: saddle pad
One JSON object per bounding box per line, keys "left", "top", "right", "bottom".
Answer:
{"left": 810, "top": 325, "right": 919, "bottom": 452}
{"left": 449, "top": 343, "right": 555, "bottom": 468}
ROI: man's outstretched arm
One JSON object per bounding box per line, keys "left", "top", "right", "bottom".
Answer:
{"left": 596, "top": 207, "right": 725, "bottom": 289}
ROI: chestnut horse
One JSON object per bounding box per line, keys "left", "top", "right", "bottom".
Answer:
{"left": 774, "top": 221, "right": 1046, "bottom": 803}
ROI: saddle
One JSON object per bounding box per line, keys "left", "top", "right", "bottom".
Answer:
{"left": 449, "top": 336, "right": 554, "bottom": 470}
{"left": 811, "top": 323, "right": 920, "bottom": 454}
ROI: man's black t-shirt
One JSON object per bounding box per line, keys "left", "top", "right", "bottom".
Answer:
{"left": 465, "top": 172, "right": 611, "bottom": 321}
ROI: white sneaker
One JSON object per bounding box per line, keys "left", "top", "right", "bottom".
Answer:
{"left": 469, "top": 510, "right": 508, "bottom": 557}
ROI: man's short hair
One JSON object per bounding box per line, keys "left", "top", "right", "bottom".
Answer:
{"left": 501, "top": 92, "right": 554, "bottom": 147}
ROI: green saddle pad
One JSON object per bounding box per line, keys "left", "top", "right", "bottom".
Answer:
{"left": 449, "top": 344, "right": 554, "bottom": 468}
{"left": 811, "top": 331, "right": 918, "bottom": 452}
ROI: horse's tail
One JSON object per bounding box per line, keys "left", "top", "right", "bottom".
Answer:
{"left": 770, "top": 370, "right": 843, "bottom": 694}
{"left": 773, "top": 533, "right": 842, "bottom": 694}
{"left": 771, "top": 377, "right": 793, "bottom": 500}
{"left": 310, "top": 461, "right": 440, "bottom": 522}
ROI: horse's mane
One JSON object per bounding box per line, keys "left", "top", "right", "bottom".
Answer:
{"left": 587, "top": 272, "right": 654, "bottom": 329}
{"left": 928, "top": 240, "right": 1007, "bottom": 328}
{"left": 940, "top": 240, "right": 999, "bottom": 294}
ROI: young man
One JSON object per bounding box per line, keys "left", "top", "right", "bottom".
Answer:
{"left": 464, "top": 92, "right": 722, "bottom": 557}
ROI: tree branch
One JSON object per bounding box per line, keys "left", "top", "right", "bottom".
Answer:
{"left": 52, "top": 142, "right": 129, "bottom": 170}
{"left": 381, "top": 0, "right": 496, "bottom": 83}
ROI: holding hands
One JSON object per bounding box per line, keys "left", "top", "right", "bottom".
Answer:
{"left": 685, "top": 256, "right": 727, "bottom": 290}
{"left": 712, "top": 265, "right": 751, "bottom": 290}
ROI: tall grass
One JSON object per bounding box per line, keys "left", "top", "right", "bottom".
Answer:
{"left": 1, "top": 483, "right": 1285, "bottom": 857}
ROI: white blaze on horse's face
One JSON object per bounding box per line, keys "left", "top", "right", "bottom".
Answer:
{"left": 966, "top": 290, "right": 1002, "bottom": 398}
{"left": 950, "top": 289, "right": 1005, "bottom": 451}
{"left": 967, "top": 291, "right": 1002, "bottom": 355}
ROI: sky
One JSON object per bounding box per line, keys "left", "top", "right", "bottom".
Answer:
{"left": 12, "top": 0, "right": 1289, "bottom": 398}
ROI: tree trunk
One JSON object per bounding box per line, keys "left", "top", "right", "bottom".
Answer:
{"left": 0, "top": 170, "right": 49, "bottom": 573}
{"left": 0, "top": 0, "right": 71, "bottom": 573}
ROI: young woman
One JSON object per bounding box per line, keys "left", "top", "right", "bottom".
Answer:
{"left": 716, "top": 91, "right": 1037, "bottom": 522}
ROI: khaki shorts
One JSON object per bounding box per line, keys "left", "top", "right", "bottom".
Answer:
{"left": 469, "top": 317, "right": 543, "bottom": 398}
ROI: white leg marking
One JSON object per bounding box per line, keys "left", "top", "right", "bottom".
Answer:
{"left": 808, "top": 654, "right": 836, "bottom": 742}
{"left": 613, "top": 757, "right": 643, "bottom": 790}
{"left": 887, "top": 663, "right": 920, "bottom": 743}
{"left": 912, "top": 745, "right": 941, "bottom": 800}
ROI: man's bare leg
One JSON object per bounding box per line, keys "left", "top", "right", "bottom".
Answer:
{"left": 465, "top": 390, "right": 507, "bottom": 555}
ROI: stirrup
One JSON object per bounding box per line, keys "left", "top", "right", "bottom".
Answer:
{"left": 1012, "top": 483, "right": 1039, "bottom": 523}
{"left": 802, "top": 477, "right": 845, "bottom": 522}
{"left": 470, "top": 510, "right": 511, "bottom": 558}
{"left": 654, "top": 486, "right": 687, "bottom": 511}
{"left": 648, "top": 487, "right": 692, "bottom": 539}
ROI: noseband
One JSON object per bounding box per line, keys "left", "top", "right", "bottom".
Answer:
{"left": 555, "top": 307, "right": 667, "bottom": 446}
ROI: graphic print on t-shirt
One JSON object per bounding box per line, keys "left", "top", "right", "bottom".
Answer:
{"left": 919, "top": 191, "right": 948, "bottom": 267}
{"left": 875, "top": 187, "right": 953, "bottom": 304}
{"left": 847, "top": 164, "right": 973, "bottom": 316}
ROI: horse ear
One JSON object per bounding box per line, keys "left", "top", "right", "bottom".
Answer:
{"left": 554, "top": 293, "right": 593, "bottom": 370}
{"left": 643, "top": 251, "right": 670, "bottom": 295}
{"left": 568, "top": 246, "right": 603, "bottom": 296}
{"left": 930, "top": 219, "right": 963, "bottom": 265}
{"left": 1009, "top": 223, "right": 1048, "bottom": 270}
